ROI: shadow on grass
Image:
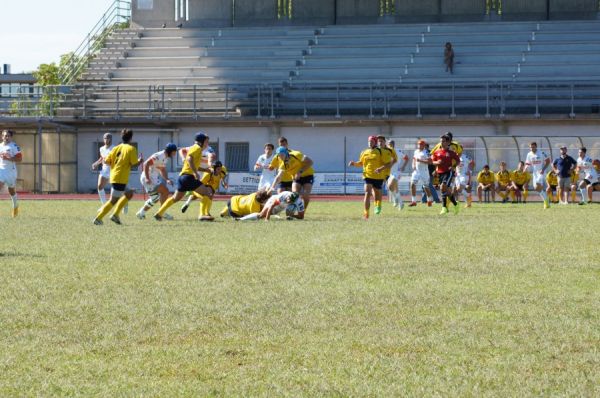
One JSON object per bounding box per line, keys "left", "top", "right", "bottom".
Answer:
{"left": 0, "top": 252, "right": 45, "bottom": 258}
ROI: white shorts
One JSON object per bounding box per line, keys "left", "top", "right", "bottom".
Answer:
{"left": 410, "top": 169, "right": 430, "bottom": 186}
{"left": 140, "top": 175, "right": 166, "bottom": 195}
{"left": 455, "top": 174, "right": 469, "bottom": 188}
{"left": 99, "top": 166, "right": 110, "bottom": 179}
{"left": 0, "top": 169, "right": 17, "bottom": 188}
{"left": 532, "top": 171, "right": 545, "bottom": 187}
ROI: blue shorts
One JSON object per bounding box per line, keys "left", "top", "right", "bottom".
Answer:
{"left": 294, "top": 175, "right": 314, "bottom": 185}
{"left": 177, "top": 174, "right": 202, "bottom": 192}
{"left": 279, "top": 181, "right": 293, "bottom": 190}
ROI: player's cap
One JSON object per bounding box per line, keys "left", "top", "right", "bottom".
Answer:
{"left": 103, "top": 132, "right": 112, "bottom": 139}
{"left": 368, "top": 135, "right": 378, "bottom": 142}
{"left": 275, "top": 146, "right": 289, "bottom": 156}
{"left": 165, "top": 143, "right": 177, "bottom": 154}
{"left": 194, "top": 132, "right": 208, "bottom": 144}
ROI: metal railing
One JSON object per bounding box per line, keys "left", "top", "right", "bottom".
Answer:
{"left": 58, "top": 0, "right": 131, "bottom": 85}
{"left": 2, "top": 80, "right": 600, "bottom": 120}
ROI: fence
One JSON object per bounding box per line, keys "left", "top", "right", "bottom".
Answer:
{"left": 3, "top": 80, "right": 600, "bottom": 120}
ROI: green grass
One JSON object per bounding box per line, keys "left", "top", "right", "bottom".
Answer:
{"left": 0, "top": 200, "right": 599, "bottom": 396}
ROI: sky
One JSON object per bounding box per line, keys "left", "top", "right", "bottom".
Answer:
{"left": 0, "top": 0, "right": 116, "bottom": 73}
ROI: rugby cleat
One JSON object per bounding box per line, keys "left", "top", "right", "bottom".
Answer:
{"left": 92, "top": 218, "right": 103, "bottom": 225}
{"left": 439, "top": 207, "right": 449, "bottom": 215}
{"left": 153, "top": 214, "right": 163, "bottom": 221}
{"left": 408, "top": 202, "right": 417, "bottom": 207}
{"left": 198, "top": 215, "right": 214, "bottom": 222}
{"left": 136, "top": 210, "right": 145, "bottom": 219}
{"left": 181, "top": 203, "right": 189, "bottom": 213}
{"left": 427, "top": 201, "right": 433, "bottom": 207}
{"left": 374, "top": 206, "right": 382, "bottom": 215}
{"left": 110, "top": 215, "right": 122, "bottom": 225}
{"left": 163, "top": 213, "right": 174, "bottom": 221}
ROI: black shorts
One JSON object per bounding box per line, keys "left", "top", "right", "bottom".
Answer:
{"left": 364, "top": 178, "right": 384, "bottom": 190}
{"left": 226, "top": 200, "right": 241, "bottom": 218}
{"left": 438, "top": 171, "right": 455, "bottom": 186}
{"left": 279, "top": 181, "right": 293, "bottom": 190}
{"left": 294, "top": 175, "right": 314, "bottom": 185}
{"left": 549, "top": 185, "right": 557, "bottom": 191}
{"left": 583, "top": 179, "right": 600, "bottom": 187}
{"left": 111, "top": 183, "right": 126, "bottom": 192}
{"left": 515, "top": 183, "right": 524, "bottom": 191}
{"left": 177, "top": 174, "right": 202, "bottom": 192}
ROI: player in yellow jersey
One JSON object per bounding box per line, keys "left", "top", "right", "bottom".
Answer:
{"left": 93, "top": 129, "right": 143, "bottom": 225}
{"left": 476, "top": 165, "right": 496, "bottom": 203}
{"left": 507, "top": 161, "right": 530, "bottom": 203}
{"left": 348, "top": 135, "right": 392, "bottom": 219}
{"left": 495, "top": 161, "right": 511, "bottom": 203}
{"left": 268, "top": 137, "right": 293, "bottom": 193}
{"left": 192, "top": 161, "right": 228, "bottom": 221}
{"left": 153, "top": 133, "right": 213, "bottom": 221}
{"left": 545, "top": 170, "right": 559, "bottom": 203}
{"left": 268, "top": 146, "right": 314, "bottom": 209}
{"left": 430, "top": 131, "right": 463, "bottom": 157}
{"left": 220, "top": 190, "right": 271, "bottom": 218}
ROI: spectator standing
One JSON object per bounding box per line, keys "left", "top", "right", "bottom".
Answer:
{"left": 552, "top": 146, "right": 576, "bottom": 204}
{"left": 444, "top": 42, "right": 454, "bottom": 74}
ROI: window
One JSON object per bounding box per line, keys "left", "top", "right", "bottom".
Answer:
{"left": 138, "top": 0, "right": 153, "bottom": 10}
{"left": 225, "top": 142, "right": 249, "bottom": 172}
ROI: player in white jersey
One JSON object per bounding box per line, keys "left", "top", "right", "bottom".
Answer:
{"left": 576, "top": 147, "right": 600, "bottom": 204}
{"left": 238, "top": 191, "right": 305, "bottom": 221}
{"left": 385, "top": 140, "right": 409, "bottom": 209}
{"left": 136, "top": 143, "right": 178, "bottom": 219}
{"left": 254, "top": 143, "right": 276, "bottom": 190}
{"left": 0, "top": 130, "right": 23, "bottom": 217}
{"left": 91, "top": 133, "right": 114, "bottom": 204}
{"left": 454, "top": 152, "right": 475, "bottom": 207}
{"left": 408, "top": 139, "right": 433, "bottom": 207}
{"left": 179, "top": 135, "right": 217, "bottom": 212}
{"left": 524, "top": 142, "right": 551, "bottom": 208}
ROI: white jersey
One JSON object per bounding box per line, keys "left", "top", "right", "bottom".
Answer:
{"left": 99, "top": 145, "right": 114, "bottom": 172}
{"left": 391, "top": 149, "right": 408, "bottom": 176}
{"left": 142, "top": 150, "right": 168, "bottom": 183}
{"left": 525, "top": 150, "right": 549, "bottom": 174}
{"left": 0, "top": 141, "right": 21, "bottom": 171}
{"left": 255, "top": 153, "right": 276, "bottom": 188}
{"left": 456, "top": 154, "right": 472, "bottom": 177}
{"left": 413, "top": 149, "right": 430, "bottom": 175}
{"left": 577, "top": 156, "right": 598, "bottom": 180}
{"left": 267, "top": 191, "right": 305, "bottom": 215}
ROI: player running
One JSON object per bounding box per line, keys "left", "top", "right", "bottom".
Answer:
{"left": 454, "top": 152, "right": 475, "bottom": 207}
{"left": 524, "top": 142, "right": 551, "bottom": 208}
{"left": 0, "top": 129, "right": 23, "bottom": 217}
{"left": 386, "top": 139, "right": 409, "bottom": 209}
{"left": 254, "top": 143, "right": 276, "bottom": 190}
{"left": 576, "top": 147, "right": 600, "bottom": 205}
{"left": 348, "top": 135, "right": 392, "bottom": 219}
{"left": 431, "top": 134, "right": 461, "bottom": 215}
{"left": 91, "top": 132, "right": 114, "bottom": 204}
{"left": 136, "top": 143, "right": 178, "bottom": 220}
{"left": 408, "top": 139, "right": 433, "bottom": 207}
{"left": 93, "top": 129, "right": 143, "bottom": 225}
{"left": 153, "top": 133, "right": 214, "bottom": 221}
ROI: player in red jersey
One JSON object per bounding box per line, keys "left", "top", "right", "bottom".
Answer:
{"left": 431, "top": 134, "right": 461, "bottom": 215}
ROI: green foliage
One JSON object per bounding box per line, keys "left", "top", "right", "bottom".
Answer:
{"left": 0, "top": 200, "right": 598, "bottom": 396}
{"left": 380, "top": 0, "right": 395, "bottom": 16}
{"left": 277, "top": 0, "right": 293, "bottom": 19}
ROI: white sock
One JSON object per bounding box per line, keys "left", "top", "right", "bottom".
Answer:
{"left": 239, "top": 213, "right": 260, "bottom": 221}
{"left": 426, "top": 196, "right": 432, "bottom": 202}
{"left": 10, "top": 193, "right": 18, "bottom": 209}
{"left": 580, "top": 188, "right": 587, "bottom": 202}
{"left": 396, "top": 191, "right": 403, "bottom": 205}
{"left": 98, "top": 189, "right": 106, "bottom": 204}
{"left": 411, "top": 195, "right": 416, "bottom": 202}
{"left": 540, "top": 191, "right": 548, "bottom": 202}
{"left": 184, "top": 195, "right": 193, "bottom": 206}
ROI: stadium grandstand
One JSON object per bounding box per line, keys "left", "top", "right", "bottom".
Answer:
{"left": 2, "top": 0, "right": 600, "bottom": 194}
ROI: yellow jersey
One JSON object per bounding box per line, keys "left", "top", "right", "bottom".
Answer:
{"left": 381, "top": 147, "right": 394, "bottom": 177}
{"left": 105, "top": 143, "right": 138, "bottom": 185}
{"left": 230, "top": 192, "right": 262, "bottom": 215}
{"left": 201, "top": 166, "right": 227, "bottom": 192}
{"left": 278, "top": 150, "right": 314, "bottom": 180}
{"left": 546, "top": 171, "right": 558, "bottom": 187}
{"left": 511, "top": 170, "right": 530, "bottom": 185}
{"left": 431, "top": 140, "right": 463, "bottom": 157}
{"left": 358, "top": 147, "right": 385, "bottom": 179}
{"left": 496, "top": 170, "right": 511, "bottom": 186}
{"left": 180, "top": 144, "right": 204, "bottom": 176}
{"left": 477, "top": 171, "right": 495, "bottom": 185}
{"left": 570, "top": 169, "right": 579, "bottom": 184}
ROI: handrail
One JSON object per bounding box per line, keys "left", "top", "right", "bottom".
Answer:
{"left": 58, "top": 0, "right": 131, "bottom": 85}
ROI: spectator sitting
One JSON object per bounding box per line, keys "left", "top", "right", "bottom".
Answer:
{"left": 477, "top": 165, "right": 495, "bottom": 202}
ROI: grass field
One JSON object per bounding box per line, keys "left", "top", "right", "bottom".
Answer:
{"left": 0, "top": 199, "right": 599, "bottom": 396}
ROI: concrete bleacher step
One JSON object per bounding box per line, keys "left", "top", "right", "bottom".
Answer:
{"left": 113, "top": 56, "right": 297, "bottom": 68}
{"left": 128, "top": 36, "right": 310, "bottom": 48}
{"left": 109, "top": 66, "right": 293, "bottom": 79}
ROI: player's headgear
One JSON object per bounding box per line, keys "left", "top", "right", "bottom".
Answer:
{"left": 103, "top": 132, "right": 112, "bottom": 140}
{"left": 417, "top": 139, "right": 426, "bottom": 145}
{"left": 165, "top": 143, "right": 177, "bottom": 154}
{"left": 212, "top": 160, "right": 223, "bottom": 168}
{"left": 289, "top": 192, "right": 299, "bottom": 202}
{"left": 445, "top": 131, "right": 453, "bottom": 140}
{"left": 368, "top": 135, "right": 378, "bottom": 142}
{"left": 275, "top": 146, "right": 289, "bottom": 157}
{"left": 195, "top": 132, "right": 208, "bottom": 144}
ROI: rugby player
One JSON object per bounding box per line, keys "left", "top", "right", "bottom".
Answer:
{"left": 409, "top": 139, "right": 433, "bottom": 207}
{"left": 507, "top": 161, "right": 530, "bottom": 203}
{"left": 239, "top": 191, "right": 304, "bottom": 221}
{"left": 524, "top": 142, "right": 551, "bottom": 208}
{"left": 220, "top": 190, "right": 271, "bottom": 218}
{"left": 268, "top": 146, "right": 314, "bottom": 211}
{"left": 385, "top": 139, "right": 409, "bottom": 209}
{"left": 476, "top": 165, "right": 495, "bottom": 203}
{"left": 455, "top": 151, "right": 475, "bottom": 207}
{"left": 495, "top": 161, "right": 511, "bottom": 203}
{"left": 431, "top": 134, "right": 461, "bottom": 215}
{"left": 545, "top": 169, "right": 559, "bottom": 204}
{"left": 0, "top": 129, "right": 23, "bottom": 217}
{"left": 254, "top": 143, "right": 276, "bottom": 190}
{"left": 136, "top": 143, "right": 178, "bottom": 219}
{"left": 93, "top": 129, "right": 143, "bottom": 225}
{"left": 194, "top": 161, "right": 228, "bottom": 221}
{"left": 91, "top": 132, "right": 114, "bottom": 204}
{"left": 576, "top": 147, "right": 600, "bottom": 205}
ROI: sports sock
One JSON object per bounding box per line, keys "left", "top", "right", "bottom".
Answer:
{"left": 540, "top": 191, "right": 547, "bottom": 202}
{"left": 441, "top": 192, "right": 448, "bottom": 208}
{"left": 220, "top": 206, "right": 229, "bottom": 217}
{"left": 571, "top": 190, "right": 576, "bottom": 202}
{"left": 580, "top": 188, "right": 587, "bottom": 202}
{"left": 510, "top": 191, "right": 516, "bottom": 201}
{"left": 374, "top": 200, "right": 381, "bottom": 208}
{"left": 156, "top": 197, "right": 175, "bottom": 216}
{"left": 239, "top": 213, "right": 259, "bottom": 221}
{"left": 10, "top": 193, "right": 18, "bottom": 209}
{"left": 449, "top": 194, "right": 457, "bottom": 206}
{"left": 98, "top": 189, "right": 106, "bottom": 204}
{"left": 199, "top": 196, "right": 212, "bottom": 216}
{"left": 143, "top": 197, "right": 154, "bottom": 210}
{"left": 411, "top": 195, "right": 417, "bottom": 202}
{"left": 395, "top": 191, "right": 403, "bottom": 206}
{"left": 112, "top": 196, "right": 129, "bottom": 216}
{"left": 523, "top": 191, "right": 529, "bottom": 201}
{"left": 96, "top": 201, "right": 114, "bottom": 221}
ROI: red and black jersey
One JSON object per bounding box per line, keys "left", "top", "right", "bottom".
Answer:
{"left": 431, "top": 148, "right": 461, "bottom": 174}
